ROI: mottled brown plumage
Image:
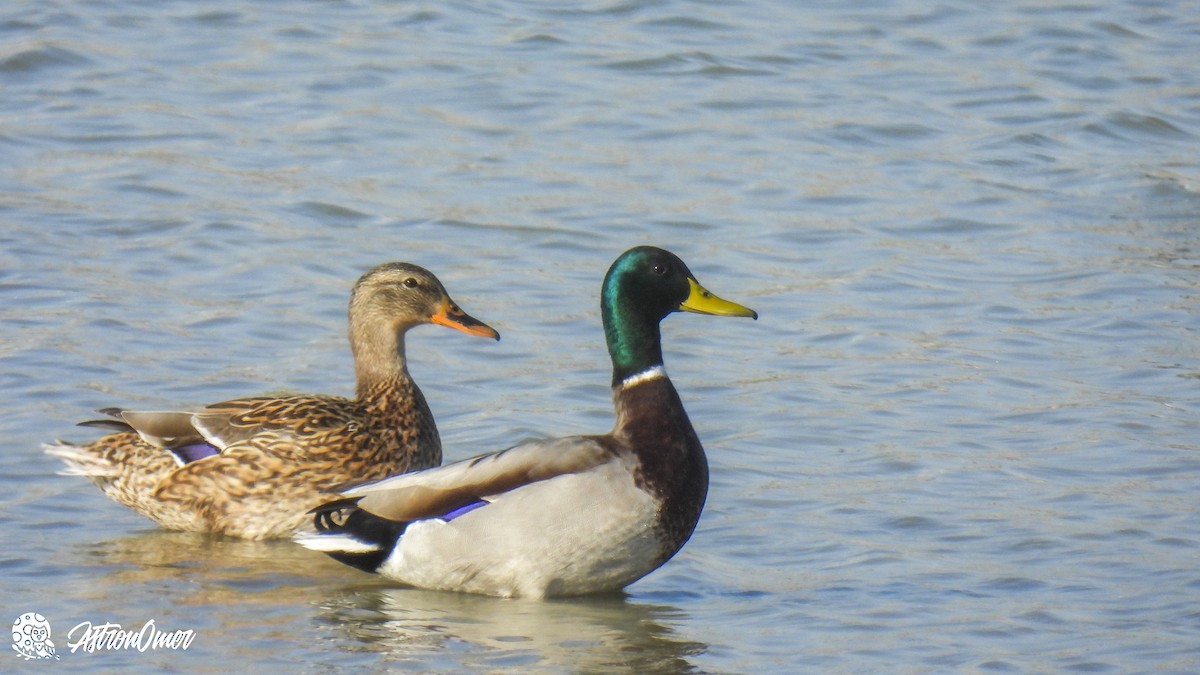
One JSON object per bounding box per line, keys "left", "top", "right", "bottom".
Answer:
{"left": 45, "top": 263, "right": 499, "bottom": 540}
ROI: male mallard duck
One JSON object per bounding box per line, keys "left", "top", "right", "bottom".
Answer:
{"left": 296, "top": 246, "right": 756, "bottom": 597}
{"left": 44, "top": 263, "right": 499, "bottom": 540}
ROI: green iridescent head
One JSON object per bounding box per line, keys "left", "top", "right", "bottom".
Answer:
{"left": 600, "top": 246, "right": 757, "bottom": 386}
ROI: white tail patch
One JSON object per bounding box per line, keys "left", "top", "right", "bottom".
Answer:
{"left": 293, "top": 532, "right": 381, "bottom": 554}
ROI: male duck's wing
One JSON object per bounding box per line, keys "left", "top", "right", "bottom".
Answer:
{"left": 343, "top": 435, "right": 615, "bottom": 522}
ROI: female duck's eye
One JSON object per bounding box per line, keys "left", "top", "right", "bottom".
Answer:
{"left": 403, "top": 277, "right": 420, "bottom": 288}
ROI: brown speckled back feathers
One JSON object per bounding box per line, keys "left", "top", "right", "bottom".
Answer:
{"left": 45, "top": 262, "right": 498, "bottom": 539}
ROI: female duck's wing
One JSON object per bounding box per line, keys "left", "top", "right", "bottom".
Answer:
{"left": 90, "top": 409, "right": 221, "bottom": 465}
{"left": 115, "top": 395, "right": 356, "bottom": 460}
{"left": 100, "top": 410, "right": 204, "bottom": 448}
{"left": 193, "top": 395, "right": 358, "bottom": 449}
{"left": 107, "top": 401, "right": 273, "bottom": 452}
{"left": 338, "top": 435, "right": 616, "bottom": 523}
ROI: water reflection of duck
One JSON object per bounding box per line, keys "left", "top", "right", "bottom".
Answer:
{"left": 321, "top": 586, "right": 707, "bottom": 673}
{"left": 300, "top": 247, "right": 757, "bottom": 598}
{"left": 70, "top": 529, "right": 706, "bottom": 672}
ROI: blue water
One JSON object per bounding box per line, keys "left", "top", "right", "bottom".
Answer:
{"left": 2, "top": 0, "right": 1198, "bottom": 672}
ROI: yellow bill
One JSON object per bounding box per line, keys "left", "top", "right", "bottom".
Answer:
{"left": 679, "top": 278, "right": 758, "bottom": 319}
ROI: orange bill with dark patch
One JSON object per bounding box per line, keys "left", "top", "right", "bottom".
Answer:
{"left": 431, "top": 301, "right": 500, "bottom": 340}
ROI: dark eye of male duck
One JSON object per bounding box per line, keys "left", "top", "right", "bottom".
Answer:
{"left": 296, "top": 246, "right": 756, "bottom": 598}
{"left": 43, "top": 263, "right": 499, "bottom": 540}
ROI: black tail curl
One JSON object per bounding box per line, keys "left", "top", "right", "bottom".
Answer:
{"left": 311, "top": 497, "right": 364, "bottom": 531}
{"left": 309, "top": 497, "right": 410, "bottom": 574}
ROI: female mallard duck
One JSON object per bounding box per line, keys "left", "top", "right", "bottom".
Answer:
{"left": 44, "top": 263, "right": 499, "bottom": 540}
{"left": 296, "top": 246, "right": 756, "bottom": 598}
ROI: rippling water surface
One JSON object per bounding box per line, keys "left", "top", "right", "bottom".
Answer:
{"left": 2, "top": 0, "right": 1198, "bottom": 672}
